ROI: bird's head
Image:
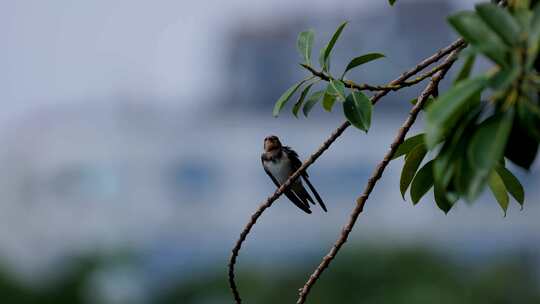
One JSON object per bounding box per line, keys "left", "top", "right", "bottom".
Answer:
{"left": 264, "top": 135, "right": 282, "bottom": 152}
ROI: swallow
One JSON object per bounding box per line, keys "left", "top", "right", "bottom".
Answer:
{"left": 261, "top": 135, "right": 327, "bottom": 214}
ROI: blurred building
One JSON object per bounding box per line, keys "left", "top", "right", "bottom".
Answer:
{"left": 225, "top": 1, "right": 455, "bottom": 113}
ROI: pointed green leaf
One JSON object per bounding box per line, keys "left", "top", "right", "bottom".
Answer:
{"left": 464, "top": 110, "right": 514, "bottom": 201}
{"left": 322, "top": 89, "right": 337, "bottom": 112}
{"left": 292, "top": 83, "right": 314, "bottom": 117}
{"left": 400, "top": 144, "right": 427, "bottom": 199}
{"left": 488, "top": 170, "right": 509, "bottom": 215}
{"left": 433, "top": 105, "right": 482, "bottom": 189}
{"left": 321, "top": 21, "right": 348, "bottom": 71}
{"left": 433, "top": 142, "right": 458, "bottom": 188}
{"left": 341, "top": 53, "right": 385, "bottom": 78}
{"left": 411, "top": 160, "right": 435, "bottom": 205}
{"left": 529, "top": 3, "right": 540, "bottom": 42}
{"left": 517, "top": 98, "right": 540, "bottom": 141}
{"left": 448, "top": 11, "right": 508, "bottom": 66}
{"left": 489, "top": 65, "right": 521, "bottom": 92}
{"left": 475, "top": 3, "right": 521, "bottom": 46}
{"left": 273, "top": 79, "right": 309, "bottom": 117}
{"left": 506, "top": 102, "right": 540, "bottom": 169}
{"left": 454, "top": 152, "right": 486, "bottom": 202}
{"left": 530, "top": 3, "right": 540, "bottom": 40}
{"left": 468, "top": 110, "right": 514, "bottom": 173}
{"left": 303, "top": 90, "right": 324, "bottom": 117}
{"left": 319, "top": 45, "right": 330, "bottom": 71}
{"left": 434, "top": 183, "right": 455, "bottom": 214}
{"left": 297, "top": 30, "right": 314, "bottom": 66}
{"left": 329, "top": 79, "right": 347, "bottom": 101}
{"left": 528, "top": 4, "right": 540, "bottom": 67}
{"left": 392, "top": 134, "right": 425, "bottom": 160}
{"left": 495, "top": 166, "right": 525, "bottom": 205}
{"left": 425, "top": 76, "right": 487, "bottom": 148}
{"left": 343, "top": 91, "right": 372, "bottom": 132}
{"left": 454, "top": 53, "right": 476, "bottom": 84}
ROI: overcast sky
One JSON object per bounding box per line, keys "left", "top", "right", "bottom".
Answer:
{"left": 0, "top": 0, "right": 477, "bottom": 126}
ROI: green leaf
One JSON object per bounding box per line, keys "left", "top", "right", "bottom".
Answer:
{"left": 511, "top": 0, "right": 531, "bottom": 10}
{"left": 389, "top": 0, "right": 396, "bottom": 5}
{"left": 411, "top": 160, "right": 435, "bottom": 205}
{"left": 528, "top": 4, "right": 540, "bottom": 67}
{"left": 272, "top": 79, "right": 309, "bottom": 117}
{"left": 400, "top": 144, "right": 427, "bottom": 199}
{"left": 329, "top": 79, "right": 347, "bottom": 101}
{"left": 454, "top": 53, "right": 476, "bottom": 84}
{"left": 341, "top": 53, "right": 385, "bottom": 78}
{"left": 319, "top": 45, "right": 330, "bottom": 71}
{"left": 514, "top": 6, "right": 532, "bottom": 27}
{"left": 495, "top": 166, "right": 525, "bottom": 205}
{"left": 530, "top": 3, "right": 540, "bottom": 41}
{"left": 505, "top": 102, "right": 539, "bottom": 169}
{"left": 321, "top": 21, "right": 348, "bottom": 71}
{"left": 433, "top": 142, "right": 458, "bottom": 188}
{"left": 303, "top": 90, "right": 324, "bottom": 117}
{"left": 454, "top": 153, "right": 486, "bottom": 202}
{"left": 297, "top": 30, "right": 314, "bottom": 66}
{"left": 434, "top": 104, "right": 482, "bottom": 190}
{"left": 465, "top": 110, "right": 514, "bottom": 201}
{"left": 292, "top": 83, "right": 314, "bottom": 117}
{"left": 488, "top": 169, "right": 509, "bottom": 215}
{"left": 434, "top": 183, "right": 455, "bottom": 214}
{"left": 489, "top": 65, "right": 521, "bottom": 92}
{"left": 322, "top": 89, "right": 337, "bottom": 112}
{"left": 448, "top": 11, "right": 508, "bottom": 66}
{"left": 468, "top": 110, "right": 515, "bottom": 174}
{"left": 475, "top": 3, "right": 521, "bottom": 46}
{"left": 518, "top": 98, "right": 540, "bottom": 141}
{"left": 425, "top": 76, "right": 488, "bottom": 148}
{"left": 392, "top": 134, "right": 425, "bottom": 160}
{"left": 343, "top": 91, "right": 372, "bottom": 132}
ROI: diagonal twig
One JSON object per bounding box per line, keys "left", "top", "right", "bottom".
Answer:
{"left": 301, "top": 39, "right": 465, "bottom": 92}
{"left": 296, "top": 48, "right": 461, "bottom": 304}
{"left": 228, "top": 38, "right": 465, "bottom": 304}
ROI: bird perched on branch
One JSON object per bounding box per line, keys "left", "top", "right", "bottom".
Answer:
{"left": 261, "top": 135, "right": 327, "bottom": 214}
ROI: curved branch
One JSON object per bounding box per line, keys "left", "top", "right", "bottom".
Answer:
{"left": 296, "top": 49, "right": 461, "bottom": 304}
{"left": 228, "top": 39, "right": 465, "bottom": 304}
{"left": 227, "top": 121, "right": 349, "bottom": 303}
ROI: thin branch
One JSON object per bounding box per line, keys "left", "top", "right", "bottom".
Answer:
{"left": 302, "top": 62, "right": 445, "bottom": 92}
{"left": 228, "top": 38, "right": 465, "bottom": 304}
{"left": 227, "top": 121, "right": 349, "bottom": 303}
{"left": 301, "top": 39, "right": 465, "bottom": 92}
{"left": 296, "top": 49, "right": 461, "bottom": 304}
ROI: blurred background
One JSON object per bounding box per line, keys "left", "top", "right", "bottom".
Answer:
{"left": 1, "top": 0, "right": 540, "bottom": 303}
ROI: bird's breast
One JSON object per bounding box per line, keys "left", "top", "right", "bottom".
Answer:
{"left": 264, "top": 155, "right": 291, "bottom": 184}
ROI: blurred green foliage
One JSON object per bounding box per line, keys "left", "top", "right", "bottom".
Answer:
{"left": 164, "top": 247, "right": 540, "bottom": 304}
{"left": 0, "top": 246, "right": 538, "bottom": 304}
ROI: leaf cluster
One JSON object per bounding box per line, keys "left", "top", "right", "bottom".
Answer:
{"left": 396, "top": 2, "right": 540, "bottom": 214}
{"left": 273, "top": 22, "right": 385, "bottom": 132}
{"left": 273, "top": 2, "right": 539, "bottom": 215}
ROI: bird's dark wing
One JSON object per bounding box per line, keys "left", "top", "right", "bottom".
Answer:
{"left": 283, "top": 146, "right": 305, "bottom": 175}
{"left": 261, "top": 157, "right": 312, "bottom": 214}
{"left": 301, "top": 175, "right": 327, "bottom": 212}
{"left": 283, "top": 146, "right": 328, "bottom": 212}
